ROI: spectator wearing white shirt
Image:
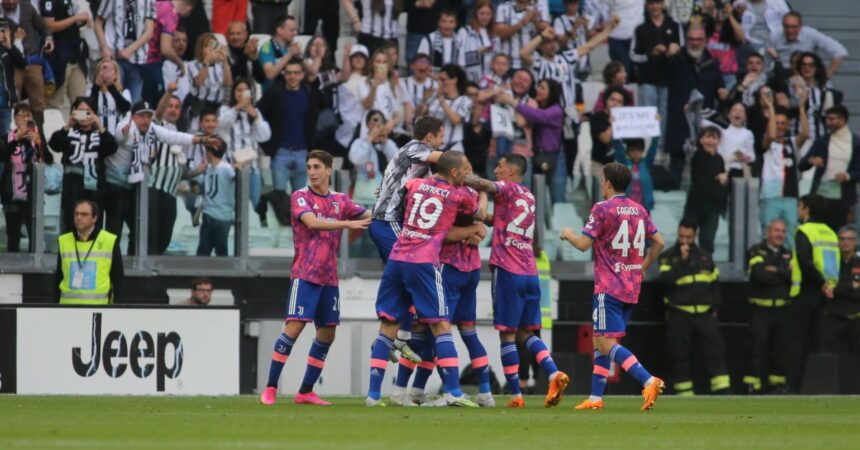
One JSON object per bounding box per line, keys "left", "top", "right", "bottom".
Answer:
{"left": 418, "top": 10, "right": 461, "bottom": 74}
{"left": 457, "top": 0, "right": 497, "bottom": 83}
{"left": 495, "top": 0, "right": 551, "bottom": 70}
{"left": 400, "top": 54, "right": 438, "bottom": 112}
{"left": 358, "top": 48, "right": 405, "bottom": 133}
{"left": 553, "top": 0, "right": 596, "bottom": 80}
{"left": 162, "top": 26, "right": 190, "bottom": 105}
{"left": 335, "top": 45, "right": 369, "bottom": 152}
{"left": 735, "top": 0, "right": 789, "bottom": 50}
{"left": 217, "top": 79, "right": 272, "bottom": 221}
{"left": 712, "top": 102, "right": 756, "bottom": 179}
{"left": 349, "top": 110, "right": 398, "bottom": 207}
{"left": 416, "top": 64, "right": 471, "bottom": 152}
{"left": 604, "top": 0, "right": 645, "bottom": 75}
{"left": 771, "top": 12, "right": 848, "bottom": 79}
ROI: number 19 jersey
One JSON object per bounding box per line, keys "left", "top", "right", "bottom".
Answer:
{"left": 582, "top": 195, "right": 658, "bottom": 304}
{"left": 389, "top": 177, "right": 478, "bottom": 266}
{"left": 490, "top": 181, "right": 537, "bottom": 276}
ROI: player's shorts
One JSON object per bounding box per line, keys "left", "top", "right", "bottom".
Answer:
{"left": 442, "top": 264, "right": 480, "bottom": 326}
{"left": 368, "top": 219, "right": 402, "bottom": 263}
{"left": 376, "top": 260, "right": 448, "bottom": 323}
{"left": 285, "top": 278, "right": 340, "bottom": 327}
{"left": 491, "top": 267, "right": 541, "bottom": 332}
{"left": 593, "top": 292, "right": 635, "bottom": 337}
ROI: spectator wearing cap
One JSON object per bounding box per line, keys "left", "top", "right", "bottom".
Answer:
{"left": 735, "top": 0, "right": 789, "bottom": 51}
{"left": 335, "top": 44, "right": 369, "bottom": 152}
{"left": 111, "top": 99, "right": 216, "bottom": 253}
{"left": 665, "top": 24, "right": 727, "bottom": 189}
{"left": 257, "top": 58, "right": 319, "bottom": 194}
{"left": 771, "top": 12, "right": 848, "bottom": 79}
{"left": 630, "top": 0, "right": 682, "bottom": 139}
{"left": 800, "top": 106, "right": 860, "bottom": 232}
{"left": 197, "top": 137, "right": 234, "bottom": 257}
{"left": 50, "top": 97, "right": 118, "bottom": 233}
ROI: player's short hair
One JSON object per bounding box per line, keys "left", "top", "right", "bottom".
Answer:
{"left": 800, "top": 193, "right": 828, "bottom": 221}
{"left": 679, "top": 216, "right": 698, "bottom": 232}
{"left": 414, "top": 116, "right": 444, "bottom": 140}
{"left": 501, "top": 154, "right": 527, "bottom": 176}
{"left": 436, "top": 150, "right": 466, "bottom": 176}
{"left": 74, "top": 199, "right": 101, "bottom": 219}
{"left": 191, "top": 277, "right": 212, "bottom": 290}
{"left": 603, "top": 162, "right": 632, "bottom": 192}
{"left": 307, "top": 149, "right": 334, "bottom": 168}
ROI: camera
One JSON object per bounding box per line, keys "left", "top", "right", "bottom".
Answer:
{"left": 72, "top": 110, "right": 92, "bottom": 121}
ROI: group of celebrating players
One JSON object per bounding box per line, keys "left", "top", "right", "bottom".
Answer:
{"left": 257, "top": 115, "right": 667, "bottom": 410}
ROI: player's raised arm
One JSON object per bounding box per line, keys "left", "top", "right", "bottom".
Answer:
{"left": 299, "top": 211, "right": 372, "bottom": 231}
{"left": 560, "top": 227, "right": 593, "bottom": 251}
{"left": 642, "top": 231, "right": 665, "bottom": 272}
{"left": 463, "top": 173, "right": 499, "bottom": 194}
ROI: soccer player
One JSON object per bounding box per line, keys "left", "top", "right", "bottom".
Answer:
{"left": 391, "top": 180, "right": 493, "bottom": 407}
{"left": 260, "top": 150, "right": 372, "bottom": 406}
{"left": 464, "top": 154, "right": 570, "bottom": 408}
{"left": 560, "top": 162, "right": 666, "bottom": 411}
{"left": 367, "top": 151, "right": 487, "bottom": 407}
{"left": 369, "top": 116, "right": 447, "bottom": 364}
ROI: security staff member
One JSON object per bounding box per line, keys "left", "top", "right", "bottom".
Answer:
{"left": 55, "top": 200, "right": 124, "bottom": 304}
{"left": 820, "top": 225, "right": 860, "bottom": 353}
{"left": 745, "top": 218, "right": 792, "bottom": 394}
{"left": 789, "top": 194, "right": 839, "bottom": 390}
{"left": 658, "top": 217, "right": 730, "bottom": 396}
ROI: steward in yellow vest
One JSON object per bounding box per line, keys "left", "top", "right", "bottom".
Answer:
{"left": 55, "top": 201, "right": 124, "bottom": 304}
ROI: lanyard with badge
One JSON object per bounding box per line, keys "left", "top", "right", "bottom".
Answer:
{"left": 70, "top": 233, "right": 97, "bottom": 290}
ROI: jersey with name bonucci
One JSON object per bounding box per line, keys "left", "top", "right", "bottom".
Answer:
{"left": 582, "top": 195, "right": 658, "bottom": 304}
{"left": 389, "top": 177, "right": 478, "bottom": 266}
{"left": 490, "top": 180, "right": 537, "bottom": 276}
{"left": 291, "top": 187, "right": 366, "bottom": 286}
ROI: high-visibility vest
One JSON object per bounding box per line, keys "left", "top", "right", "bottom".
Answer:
{"left": 790, "top": 222, "right": 839, "bottom": 297}
{"left": 58, "top": 230, "right": 117, "bottom": 305}
{"left": 536, "top": 250, "right": 553, "bottom": 329}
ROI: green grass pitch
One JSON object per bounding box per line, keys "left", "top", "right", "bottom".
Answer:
{"left": 2, "top": 395, "right": 860, "bottom": 449}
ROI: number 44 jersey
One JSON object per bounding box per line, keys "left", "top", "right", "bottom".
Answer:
{"left": 490, "top": 181, "right": 538, "bottom": 276}
{"left": 582, "top": 195, "right": 658, "bottom": 304}
{"left": 389, "top": 177, "right": 479, "bottom": 266}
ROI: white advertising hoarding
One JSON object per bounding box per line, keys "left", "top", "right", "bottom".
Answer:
{"left": 16, "top": 308, "right": 239, "bottom": 395}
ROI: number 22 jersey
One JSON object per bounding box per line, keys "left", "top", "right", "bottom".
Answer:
{"left": 582, "top": 195, "right": 658, "bottom": 304}
{"left": 389, "top": 177, "right": 478, "bottom": 266}
{"left": 490, "top": 181, "right": 537, "bottom": 276}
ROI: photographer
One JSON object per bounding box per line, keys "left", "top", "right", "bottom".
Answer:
{"left": 49, "top": 97, "right": 118, "bottom": 233}
{"left": 348, "top": 110, "right": 397, "bottom": 208}
{"left": 0, "top": 103, "right": 52, "bottom": 252}
{"left": 183, "top": 32, "right": 233, "bottom": 131}
{"left": 0, "top": 20, "right": 25, "bottom": 137}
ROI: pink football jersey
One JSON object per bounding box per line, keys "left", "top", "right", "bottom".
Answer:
{"left": 390, "top": 177, "right": 478, "bottom": 266}
{"left": 440, "top": 187, "right": 482, "bottom": 272}
{"left": 291, "top": 188, "right": 367, "bottom": 286}
{"left": 489, "top": 181, "right": 538, "bottom": 276}
{"left": 582, "top": 195, "right": 658, "bottom": 303}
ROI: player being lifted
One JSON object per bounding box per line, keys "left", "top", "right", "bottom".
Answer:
{"left": 560, "top": 162, "right": 666, "bottom": 411}
{"left": 260, "top": 150, "right": 372, "bottom": 406}
{"left": 367, "top": 151, "right": 487, "bottom": 407}
{"left": 369, "top": 116, "right": 447, "bottom": 364}
{"left": 464, "top": 154, "right": 570, "bottom": 408}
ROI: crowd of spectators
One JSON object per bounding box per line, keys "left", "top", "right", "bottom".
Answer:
{"left": 0, "top": 0, "right": 854, "bottom": 258}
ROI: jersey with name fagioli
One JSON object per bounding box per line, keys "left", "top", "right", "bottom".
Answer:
{"left": 440, "top": 187, "right": 482, "bottom": 272}
{"left": 582, "top": 195, "right": 658, "bottom": 304}
{"left": 389, "top": 178, "right": 478, "bottom": 266}
{"left": 490, "top": 181, "right": 537, "bottom": 276}
{"left": 291, "top": 187, "right": 367, "bottom": 286}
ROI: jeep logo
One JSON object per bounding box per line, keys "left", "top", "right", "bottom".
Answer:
{"left": 71, "top": 313, "right": 184, "bottom": 391}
